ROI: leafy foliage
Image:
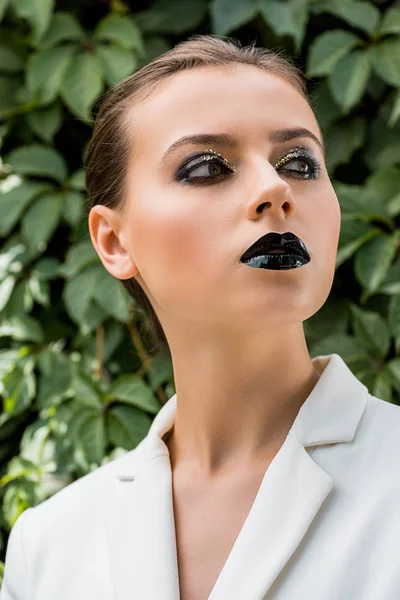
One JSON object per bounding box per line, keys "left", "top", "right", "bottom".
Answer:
{"left": 1, "top": 0, "right": 400, "bottom": 586}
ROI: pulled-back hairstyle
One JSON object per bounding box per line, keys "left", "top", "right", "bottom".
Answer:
{"left": 85, "top": 34, "right": 311, "bottom": 356}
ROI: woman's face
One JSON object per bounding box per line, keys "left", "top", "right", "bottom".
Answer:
{"left": 107, "top": 64, "right": 340, "bottom": 336}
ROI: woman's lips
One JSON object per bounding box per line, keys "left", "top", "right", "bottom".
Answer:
{"left": 242, "top": 252, "right": 310, "bottom": 270}
{"left": 240, "top": 231, "right": 310, "bottom": 270}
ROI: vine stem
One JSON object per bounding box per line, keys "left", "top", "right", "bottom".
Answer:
{"left": 95, "top": 325, "right": 104, "bottom": 380}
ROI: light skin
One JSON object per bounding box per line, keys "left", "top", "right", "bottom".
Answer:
{"left": 89, "top": 63, "right": 341, "bottom": 486}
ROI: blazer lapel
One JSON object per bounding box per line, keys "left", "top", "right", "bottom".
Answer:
{"left": 104, "top": 353, "right": 369, "bottom": 600}
{"left": 104, "top": 396, "right": 180, "bottom": 600}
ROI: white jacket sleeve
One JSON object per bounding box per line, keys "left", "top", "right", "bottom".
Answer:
{"left": 0, "top": 508, "right": 32, "bottom": 599}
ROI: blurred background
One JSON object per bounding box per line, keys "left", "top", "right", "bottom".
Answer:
{"left": 1, "top": 0, "right": 400, "bottom": 582}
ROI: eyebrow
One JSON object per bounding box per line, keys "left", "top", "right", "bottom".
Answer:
{"left": 160, "top": 127, "right": 325, "bottom": 165}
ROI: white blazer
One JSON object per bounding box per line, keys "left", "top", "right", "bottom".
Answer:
{"left": 2, "top": 352, "right": 400, "bottom": 600}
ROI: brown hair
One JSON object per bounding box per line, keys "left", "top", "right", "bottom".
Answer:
{"left": 85, "top": 34, "right": 311, "bottom": 356}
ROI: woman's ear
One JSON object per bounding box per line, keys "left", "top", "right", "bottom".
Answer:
{"left": 88, "top": 204, "right": 138, "bottom": 280}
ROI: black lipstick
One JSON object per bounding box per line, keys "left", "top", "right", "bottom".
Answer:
{"left": 240, "top": 232, "right": 310, "bottom": 270}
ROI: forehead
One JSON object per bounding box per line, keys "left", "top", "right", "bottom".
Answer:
{"left": 129, "top": 64, "right": 321, "bottom": 157}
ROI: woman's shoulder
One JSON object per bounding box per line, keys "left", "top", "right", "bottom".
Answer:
{"left": 333, "top": 391, "right": 400, "bottom": 481}
{"left": 362, "top": 392, "right": 400, "bottom": 443}
{"left": 19, "top": 437, "right": 148, "bottom": 534}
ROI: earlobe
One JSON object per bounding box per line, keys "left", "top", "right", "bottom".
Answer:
{"left": 88, "top": 205, "right": 138, "bottom": 281}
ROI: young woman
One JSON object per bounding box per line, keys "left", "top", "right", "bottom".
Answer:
{"left": 2, "top": 35, "right": 400, "bottom": 600}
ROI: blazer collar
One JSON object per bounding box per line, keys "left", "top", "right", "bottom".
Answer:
{"left": 104, "top": 353, "right": 369, "bottom": 600}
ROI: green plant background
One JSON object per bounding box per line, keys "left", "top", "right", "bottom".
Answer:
{"left": 1, "top": 0, "right": 400, "bottom": 584}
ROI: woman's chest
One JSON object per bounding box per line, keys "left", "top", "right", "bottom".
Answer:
{"left": 171, "top": 467, "right": 271, "bottom": 600}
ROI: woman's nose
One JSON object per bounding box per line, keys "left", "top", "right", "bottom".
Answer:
{"left": 245, "top": 163, "right": 296, "bottom": 219}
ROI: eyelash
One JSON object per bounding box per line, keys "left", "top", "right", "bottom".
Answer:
{"left": 174, "top": 146, "right": 321, "bottom": 184}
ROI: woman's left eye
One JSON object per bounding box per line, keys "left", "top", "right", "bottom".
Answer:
{"left": 275, "top": 151, "right": 321, "bottom": 180}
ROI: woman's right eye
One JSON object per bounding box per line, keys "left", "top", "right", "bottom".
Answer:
{"left": 175, "top": 155, "right": 236, "bottom": 184}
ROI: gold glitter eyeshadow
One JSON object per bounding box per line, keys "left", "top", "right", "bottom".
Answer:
{"left": 274, "top": 147, "right": 306, "bottom": 169}
{"left": 203, "top": 148, "right": 239, "bottom": 173}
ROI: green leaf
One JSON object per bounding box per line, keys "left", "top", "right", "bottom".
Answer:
{"left": 0, "top": 348, "right": 20, "bottom": 379}
{"left": 0, "top": 42, "right": 25, "bottom": 72}
{"left": 2, "top": 481, "right": 39, "bottom": 526}
{"left": 147, "top": 351, "right": 174, "bottom": 389}
{"left": 388, "top": 294, "right": 400, "bottom": 349}
{"left": 106, "top": 404, "right": 151, "bottom": 450}
{"left": 328, "top": 49, "right": 371, "bottom": 114}
{"left": 20, "top": 193, "right": 62, "bottom": 257}
{"left": 365, "top": 166, "right": 400, "bottom": 201}
{"left": 372, "top": 369, "right": 393, "bottom": 404}
{"left": 63, "top": 263, "right": 99, "bottom": 325}
{"left": 260, "top": 0, "right": 309, "bottom": 52}
{"left": 371, "top": 38, "right": 400, "bottom": 87}
{"left": 336, "top": 222, "right": 380, "bottom": 269}
{"left": 0, "top": 275, "right": 16, "bottom": 312}
{"left": 350, "top": 304, "right": 390, "bottom": 359}
{"left": 0, "top": 0, "right": 9, "bottom": 22}
{"left": 60, "top": 190, "right": 84, "bottom": 227}
{"left": 210, "top": 0, "right": 259, "bottom": 36}
{"left": 378, "top": 7, "right": 400, "bottom": 37}
{"left": 19, "top": 419, "right": 50, "bottom": 466}
{"left": 2, "top": 364, "right": 36, "bottom": 416}
{"left": 134, "top": 0, "right": 207, "bottom": 36}
{"left": 324, "top": 117, "right": 366, "bottom": 172}
{"left": 286, "top": 0, "right": 310, "bottom": 52}
{"left": 306, "top": 30, "right": 361, "bottom": 77}
{"left": 38, "top": 11, "right": 85, "bottom": 48}
{"left": 27, "top": 275, "right": 50, "bottom": 308}
{"left": 93, "top": 13, "right": 144, "bottom": 52}
{"left": 364, "top": 166, "right": 400, "bottom": 216}
{"left": 77, "top": 410, "right": 106, "bottom": 466}
{"left": 60, "top": 51, "right": 104, "bottom": 122}
{"left": 0, "top": 181, "right": 51, "bottom": 237}
{"left": 141, "top": 35, "right": 171, "bottom": 64}
{"left": 93, "top": 267, "right": 132, "bottom": 322}
{"left": 309, "top": 80, "right": 342, "bottom": 131}
{"left": 5, "top": 145, "right": 67, "bottom": 183}
{"left": 59, "top": 241, "right": 99, "bottom": 278}
{"left": 80, "top": 298, "right": 108, "bottom": 335}
{"left": 0, "top": 74, "right": 22, "bottom": 119}
{"left": 377, "top": 263, "right": 400, "bottom": 295}
{"left": 305, "top": 296, "right": 349, "bottom": 344}
{"left": 334, "top": 180, "right": 388, "bottom": 219}
{"left": 354, "top": 232, "right": 400, "bottom": 295}
{"left": 1, "top": 279, "right": 33, "bottom": 318}
{"left": 0, "top": 315, "right": 44, "bottom": 342}
{"left": 383, "top": 359, "right": 400, "bottom": 396}
{"left": 388, "top": 89, "right": 400, "bottom": 128}
{"left": 26, "top": 102, "right": 63, "bottom": 144}
{"left": 31, "top": 257, "right": 60, "bottom": 281}
{"left": 27, "top": 44, "right": 76, "bottom": 105}
{"left": 71, "top": 369, "right": 103, "bottom": 409}
{"left": 11, "top": 0, "right": 54, "bottom": 43}
{"left": 64, "top": 404, "right": 94, "bottom": 444}
{"left": 309, "top": 332, "right": 368, "bottom": 362}
{"left": 312, "top": 0, "right": 380, "bottom": 36}
{"left": 0, "top": 242, "right": 25, "bottom": 279}
{"left": 94, "top": 45, "right": 137, "bottom": 86}
{"left": 108, "top": 375, "right": 160, "bottom": 413}
{"left": 68, "top": 169, "right": 86, "bottom": 191}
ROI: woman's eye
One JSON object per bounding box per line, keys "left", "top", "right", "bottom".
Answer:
{"left": 276, "top": 154, "right": 321, "bottom": 180}
{"left": 176, "top": 157, "right": 234, "bottom": 183}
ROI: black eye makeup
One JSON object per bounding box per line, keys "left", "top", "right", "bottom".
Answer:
{"left": 173, "top": 145, "right": 322, "bottom": 185}
{"left": 274, "top": 146, "right": 321, "bottom": 180}
{"left": 173, "top": 149, "right": 238, "bottom": 185}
